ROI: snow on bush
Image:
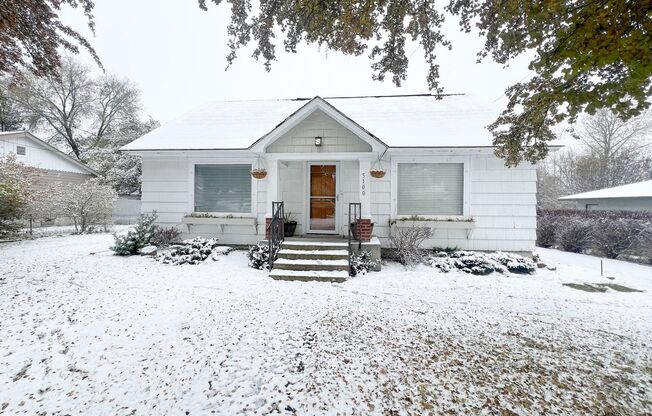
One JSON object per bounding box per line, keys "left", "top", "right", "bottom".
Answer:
{"left": 537, "top": 209, "right": 651, "bottom": 260}
{"left": 111, "top": 212, "right": 158, "bottom": 255}
{"left": 430, "top": 251, "right": 536, "bottom": 275}
{"left": 247, "top": 244, "right": 270, "bottom": 270}
{"left": 350, "top": 250, "right": 377, "bottom": 276}
{"left": 53, "top": 178, "right": 117, "bottom": 233}
{"left": 157, "top": 237, "right": 221, "bottom": 265}
{"left": 558, "top": 218, "right": 593, "bottom": 253}
{"left": 389, "top": 226, "right": 433, "bottom": 267}
{"left": 0, "top": 155, "right": 36, "bottom": 236}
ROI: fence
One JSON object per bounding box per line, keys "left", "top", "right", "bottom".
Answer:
{"left": 1, "top": 213, "right": 141, "bottom": 238}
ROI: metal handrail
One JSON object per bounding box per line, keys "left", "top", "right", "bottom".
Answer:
{"left": 267, "top": 201, "right": 284, "bottom": 270}
{"left": 348, "top": 202, "right": 362, "bottom": 276}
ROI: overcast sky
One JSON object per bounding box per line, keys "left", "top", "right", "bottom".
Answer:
{"left": 61, "top": 0, "right": 534, "bottom": 124}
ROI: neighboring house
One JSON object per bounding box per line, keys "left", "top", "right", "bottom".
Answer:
{"left": 559, "top": 180, "right": 652, "bottom": 212}
{"left": 122, "top": 94, "right": 554, "bottom": 255}
{"left": 0, "top": 131, "right": 97, "bottom": 191}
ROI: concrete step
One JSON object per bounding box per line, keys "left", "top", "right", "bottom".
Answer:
{"left": 277, "top": 248, "right": 349, "bottom": 260}
{"left": 269, "top": 268, "right": 349, "bottom": 283}
{"left": 273, "top": 258, "right": 349, "bottom": 271}
{"left": 281, "top": 240, "right": 348, "bottom": 251}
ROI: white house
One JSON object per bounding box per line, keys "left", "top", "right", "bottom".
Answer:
{"left": 559, "top": 180, "right": 652, "bottom": 212}
{"left": 123, "top": 94, "right": 548, "bottom": 262}
{"left": 0, "top": 131, "right": 97, "bottom": 191}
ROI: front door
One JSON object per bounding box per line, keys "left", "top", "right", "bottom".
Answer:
{"left": 308, "top": 164, "right": 337, "bottom": 233}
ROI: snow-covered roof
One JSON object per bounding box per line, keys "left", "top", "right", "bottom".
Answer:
{"left": 0, "top": 131, "right": 98, "bottom": 175}
{"left": 559, "top": 180, "right": 652, "bottom": 200}
{"left": 121, "top": 94, "right": 510, "bottom": 151}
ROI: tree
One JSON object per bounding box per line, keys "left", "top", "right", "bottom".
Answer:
{"left": 199, "top": 0, "right": 652, "bottom": 165}
{"left": 0, "top": 0, "right": 101, "bottom": 79}
{"left": 572, "top": 109, "right": 652, "bottom": 189}
{"left": 536, "top": 111, "right": 652, "bottom": 208}
{"left": 0, "top": 77, "right": 24, "bottom": 131}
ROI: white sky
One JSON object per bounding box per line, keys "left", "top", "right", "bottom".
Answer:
{"left": 60, "top": 0, "right": 534, "bottom": 124}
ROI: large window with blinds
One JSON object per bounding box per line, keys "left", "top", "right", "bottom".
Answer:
{"left": 194, "top": 164, "right": 252, "bottom": 213}
{"left": 397, "top": 163, "right": 464, "bottom": 216}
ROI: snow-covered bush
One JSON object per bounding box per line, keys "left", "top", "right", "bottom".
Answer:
{"left": 389, "top": 226, "right": 433, "bottom": 267}
{"left": 111, "top": 212, "right": 158, "bottom": 255}
{"left": 157, "top": 237, "right": 221, "bottom": 265}
{"left": 0, "top": 155, "right": 34, "bottom": 236}
{"left": 558, "top": 218, "right": 593, "bottom": 253}
{"left": 592, "top": 218, "right": 645, "bottom": 259}
{"left": 247, "top": 244, "right": 270, "bottom": 270}
{"left": 54, "top": 179, "right": 117, "bottom": 233}
{"left": 429, "top": 251, "right": 536, "bottom": 275}
{"left": 150, "top": 226, "right": 182, "bottom": 247}
{"left": 536, "top": 214, "right": 558, "bottom": 248}
{"left": 350, "top": 250, "right": 378, "bottom": 276}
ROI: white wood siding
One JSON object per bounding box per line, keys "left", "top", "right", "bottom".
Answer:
{"left": 266, "top": 110, "right": 372, "bottom": 153}
{"left": 369, "top": 151, "right": 537, "bottom": 252}
{"left": 0, "top": 133, "right": 90, "bottom": 174}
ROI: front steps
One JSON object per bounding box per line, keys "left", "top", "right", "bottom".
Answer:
{"left": 269, "top": 240, "right": 349, "bottom": 282}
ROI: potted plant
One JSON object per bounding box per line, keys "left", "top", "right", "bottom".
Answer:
{"left": 283, "top": 211, "right": 298, "bottom": 237}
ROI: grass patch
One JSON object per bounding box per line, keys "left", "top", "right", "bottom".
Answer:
{"left": 563, "top": 283, "right": 607, "bottom": 293}
{"left": 595, "top": 283, "right": 643, "bottom": 293}
{"left": 563, "top": 282, "right": 643, "bottom": 293}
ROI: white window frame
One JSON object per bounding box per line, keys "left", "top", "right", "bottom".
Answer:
{"left": 188, "top": 159, "right": 257, "bottom": 217}
{"left": 390, "top": 156, "right": 471, "bottom": 219}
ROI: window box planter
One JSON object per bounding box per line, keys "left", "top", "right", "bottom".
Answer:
{"left": 390, "top": 217, "right": 475, "bottom": 238}
{"left": 182, "top": 215, "right": 257, "bottom": 233}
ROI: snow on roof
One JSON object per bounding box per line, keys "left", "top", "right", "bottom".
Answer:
{"left": 559, "top": 180, "right": 652, "bottom": 200}
{"left": 121, "top": 94, "right": 507, "bottom": 151}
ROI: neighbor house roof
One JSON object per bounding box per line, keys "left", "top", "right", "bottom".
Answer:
{"left": 0, "top": 131, "right": 98, "bottom": 175}
{"left": 559, "top": 180, "right": 652, "bottom": 200}
{"left": 121, "top": 94, "right": 519, "bottom": 151}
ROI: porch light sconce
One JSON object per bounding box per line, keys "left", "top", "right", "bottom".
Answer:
{"left": 314, "top": 136, "right": 322, "bottom": 147}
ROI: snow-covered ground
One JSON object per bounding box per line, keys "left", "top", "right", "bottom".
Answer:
{"left": 1, "top": 234, "right": 650, "bottom": 415}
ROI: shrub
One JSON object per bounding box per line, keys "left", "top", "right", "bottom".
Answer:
{"left": 350, "top": 250, "right": 378, "bottom": 276}
{"left": 55, "top": 179, "right": 117, "bottom": 233}
{"left": 592, "top": 218, "right": 645, "bottom": 259}
{"left": 0, "top": 155, "right": 33, "bottom": 236}
{"left": 536, "top": 214, "right": 558, "bottom": 248}
{"left": 430, "top": 251, "right": 536, "bottom": 275}
{"left": 111, "top": 212, "right": 158, "bottom": 255}
{"left": 157, "top": 237, "right": 220, "bottom": 265}
{"left": 558, "top": 218, "right": 593, "bottom": 253}
{"left": 389, "top": 226, "right": 433, "bottom": 267}
{"left": 150, "top": 226, "right": 182, "bottom": 247}
{"left": 247, "top": 244, "right": 270, "bottom": 269}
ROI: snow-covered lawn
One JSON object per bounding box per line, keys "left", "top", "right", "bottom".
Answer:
{"left": 1, "top": 234, "right": 651, "bottom": 415}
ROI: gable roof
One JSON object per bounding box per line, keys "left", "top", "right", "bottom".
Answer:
{"left": 121, "top": 94, "right": 509, "bottom": 151}
{"left": 559, "top": 180, "right": 652, "bottom": 200}
{"left": 0, "top": 131, "right": 98, "bottom": 175}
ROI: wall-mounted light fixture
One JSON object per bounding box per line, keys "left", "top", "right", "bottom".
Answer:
{"left": 314, "top": 136, "right": 322, "bottom": 147}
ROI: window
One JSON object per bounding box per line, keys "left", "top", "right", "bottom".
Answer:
{"left": 194, "top": 164, "right": 252, "bottom": 213}
{"left": 16, "top": 145, "right": 26, "bottom": 156}
{"left": 397, "top": 163, "right": 464, "bottom": 216}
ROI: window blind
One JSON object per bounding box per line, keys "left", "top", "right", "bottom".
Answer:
{"left": 194, "top": 164, "right": 252, "bottom": 213}
{"left": 397, "top": 163, "right": 464, "bottom": 215}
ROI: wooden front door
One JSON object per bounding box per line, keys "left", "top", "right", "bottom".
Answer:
{"left": 309, "top": 164, "right": 337, "bottom": 232}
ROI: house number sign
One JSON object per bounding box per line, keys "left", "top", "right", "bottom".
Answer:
{"left": 361, "top": 172, "right": 366, "bottom": 196}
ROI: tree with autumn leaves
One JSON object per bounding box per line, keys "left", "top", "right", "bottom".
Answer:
{"left": 1, "top": 0, "right": 651, "bottom": 166}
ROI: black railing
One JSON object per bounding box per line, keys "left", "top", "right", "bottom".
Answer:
{"left": 267, "top": 201, "right": 284, "bottom": 270}
{"left": 348, "top": 202, "right": 362, "bottom": 276}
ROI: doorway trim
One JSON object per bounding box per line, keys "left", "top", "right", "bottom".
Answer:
{"left": 305, "top": 161, "right": 340, "bottom": 234}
